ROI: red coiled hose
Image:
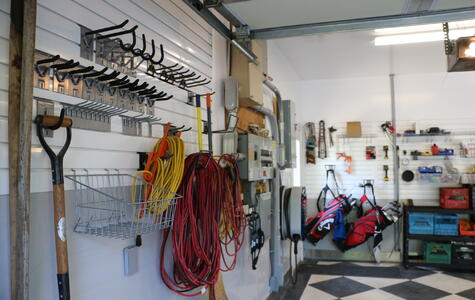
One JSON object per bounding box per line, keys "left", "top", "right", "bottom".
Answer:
{"left": 218, "top": 154, "right": 246, "bottom": 272}
{"left": 160, "top": 153, "right": 246, "bottom": 299}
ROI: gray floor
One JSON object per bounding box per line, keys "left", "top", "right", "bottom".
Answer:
{"left": 274, "top": 262, "right": 475, "bottom": 300}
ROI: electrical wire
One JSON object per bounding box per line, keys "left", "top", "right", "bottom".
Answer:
{"left": 160, "top": 153, "right": 246, "bottom": 299}
{"left": 160, "top": 153, "right": 222, "bottom": 298}
{"left": 218, "top": 154, "right": 246, "bottom": 272}
{"left": 132, "top": 134, "right": 185, "bottom": 218}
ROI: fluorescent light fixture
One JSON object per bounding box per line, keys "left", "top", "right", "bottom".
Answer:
{"left": 375, "top": 28, "right": 475, "bottom": 46}
{"left": 375, "top": 23, "right": 443, "bottom": 35}
{"left": 374, "top": 19, "right": 475, "bottom": 46}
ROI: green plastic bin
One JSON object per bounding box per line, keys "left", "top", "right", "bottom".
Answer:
{"left": 424, "top": 242, "right": 451, "bottom": 264}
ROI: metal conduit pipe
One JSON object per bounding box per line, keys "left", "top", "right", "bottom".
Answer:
{"left": 263, "top": 79, "right": 285, "bottom": 168}
{"left": 251, "top": 105, "right": 284, "bottom": 292}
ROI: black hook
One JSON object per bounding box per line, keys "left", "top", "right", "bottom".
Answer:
{"left": 187, "top": 79, "right": 211, "bottom": 88}
{"left": 174, "top": 71, "right": 196, "bottom": 80}
{"left": 129, "top": 82, "right": 149, "bottom": 92}
{"left": 157, "top": 63, "right": 178, "bottom": 71}
{"left": 96, "top": 70, "right": 120, "bottom": 82}
{"left": 68, "top": 66, "right": 94, "bottom": 75}
{"left": 120, "top": 79, "right": 139, "bottom": 90}
{"left": 36, "top": 55, "right": 61, "bottom": 65}
{"left": 141, "top": 39, "right": 156, "bottom": 62}
{"left": 170, "top": 125, "right": 185, "bottom": 132}
{"left": 132, "top": 34, "right": 146, "bottom": 57}
{"left": 149, "top": 95, "right": 173, "bottom": 102}
{"left": 108, "top": 75, "right": 129, "bottom": 87}
{"left": 119, "top": 28, "right": 137, "bottom": 52}
{"left": 50, "top": 59, "right": 79, "bottom": 70}
{"left": 138, "top": 86, "right": 157, "bottom": 96}
{"left": 82, "top": 67, "right": 108, "bottom": 78}
{"left": 97, "top": 24, "right": 138, "bottom": 40}
{"left": 150, "top": 42, "right": 164, "bottom": 65}
{"left": 147, "top": 92, "right": 168, "bottom": 99}
{"left": 85, "top": 19, "right": 129, "bottom": 36}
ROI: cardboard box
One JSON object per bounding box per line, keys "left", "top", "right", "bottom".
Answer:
{"left": 236, "top": 107, "right": 265, "bottom": 133}
{"left": 231, "top": 40, "right": 267, "bottom": 108}
{"left": 347, "top": 122, "right": 362, "bottom": 137}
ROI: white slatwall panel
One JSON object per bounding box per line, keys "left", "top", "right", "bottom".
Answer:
{"left": 302, "top": 121, "right": 396, "bottom": 218}
{"left": 398, "top": 118, "right": 475, "bottom": 205}
{"left": 0, "top": 2, "right": 8, "bottom": 196}
{"left": 0, "top": 0, "right": 218, "bottom": 195}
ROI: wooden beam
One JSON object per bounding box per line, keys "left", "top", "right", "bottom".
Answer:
{"left": 9, "top": 0, "right": 37, "bottom": 299}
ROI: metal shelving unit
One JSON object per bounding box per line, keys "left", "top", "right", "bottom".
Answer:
{"left": 403, "top": 205, "right": 475, "bottom": 270}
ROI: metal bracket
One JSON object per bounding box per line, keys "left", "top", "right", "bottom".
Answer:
{"left": 36, "top": 100, "right": 55, "bottom": 137}
{"left": 235, "top": 25, "right": 251, "bottom": 46}
{"left": 187, "top": 91, "right": 195, "bottom": 106}
{"left": 80, "top": 25, "right": 94, "bottom": 61}
{"left": 203, "top": 0, "right": 221, "bottom": 8}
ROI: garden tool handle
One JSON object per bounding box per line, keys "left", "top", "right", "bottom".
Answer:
{"left": 40, "top": 115, "right": 73, "bottom": 128}
{"left": 206, "top": 93, "right": 213, "bottom": 153}
{"left": 35, "top": 109, "right": 72, "bottom": 300}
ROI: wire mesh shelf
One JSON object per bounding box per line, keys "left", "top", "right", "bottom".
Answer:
{"left": 65, "top": 173, "right": 181, "bottom": 239}
{"left": 418, "top": 173, "right": 460, "bottom": 184}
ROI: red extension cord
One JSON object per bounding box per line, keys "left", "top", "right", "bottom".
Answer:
{"left": 160, "top": 153, "right": 246, "bottom": 299}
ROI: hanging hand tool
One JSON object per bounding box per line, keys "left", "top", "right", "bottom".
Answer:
{"left": 305, "top": 122, "right": 317, "bottom": 164}
{"left": 195, "top": 94, "right": 203, "bottom": 151}
{"left": 384, "top": 165, "right": 389, "bottom": 181}
{"left": 318, "top": 120, "right": 327, "bottom": 159}
{"left": 383, "top": 145, "right": 389, "bottom": 159}
{"left": 36, "top": 109, "right": 72, "bottom": 300}
{"left": 206, "top": 93, "right": 213, "bottom": 153}
{"left": 337, "top": 153, "right": 352, "bottom": 174}
{"left": 328, "top": 126, "right": 337, "bottom": 147}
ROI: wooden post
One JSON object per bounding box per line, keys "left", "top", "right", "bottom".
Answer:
{"left": 9, "top": 0, "right": 37, "bottom": 299}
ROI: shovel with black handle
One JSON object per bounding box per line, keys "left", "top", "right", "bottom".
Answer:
{"left": 36, "top": 108, "right": 72, "bottom": 300}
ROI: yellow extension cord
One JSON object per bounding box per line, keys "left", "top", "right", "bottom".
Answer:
{"left": 132, "top": 136, "right": 185, "bottom": 217}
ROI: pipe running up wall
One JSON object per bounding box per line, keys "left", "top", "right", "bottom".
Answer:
{"left": 251, "top": 80, "right": 285, "bottom": 292}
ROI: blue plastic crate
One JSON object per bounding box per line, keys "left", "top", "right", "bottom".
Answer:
{"left": 409, "top": 212, "right": 434, "bottom": 235}
{"left": 434, "top": 214, "right": 459, "bottom": 236}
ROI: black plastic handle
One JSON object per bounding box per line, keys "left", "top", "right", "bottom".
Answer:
{"left": 57, "top": 273, "right": 70, "bottom": 300}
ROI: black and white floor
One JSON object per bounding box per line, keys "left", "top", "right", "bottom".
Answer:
{"left": 278, "top": 262, "right": 475, "bottom": 300}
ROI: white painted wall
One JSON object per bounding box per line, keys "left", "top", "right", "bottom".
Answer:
{"left": 268, "top": 28, "right": 475, "bottom": 261}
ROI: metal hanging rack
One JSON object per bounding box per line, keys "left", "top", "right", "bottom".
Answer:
{"left": 84, "top": 20, "right": 212, "bottom": 93}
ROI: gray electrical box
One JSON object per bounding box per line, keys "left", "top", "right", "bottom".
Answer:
{"left": 237, "top": 133, "right": 274, "bottom": 181}
{"left": 282, "top": 100, "right": 297, "bottom": 168}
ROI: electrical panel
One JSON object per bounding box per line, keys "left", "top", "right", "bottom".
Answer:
{"left": 237, "top": 133, "right": 274, "bottom": 181}
{"left": 282, "top": 100, "right": 297, "bottom": 168}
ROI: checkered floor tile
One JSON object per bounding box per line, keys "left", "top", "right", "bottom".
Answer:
{"left": 279, "top": 262, "right": 475, "bottom": 300}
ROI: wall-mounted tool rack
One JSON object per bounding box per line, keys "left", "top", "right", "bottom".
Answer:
{"left": 82, "top": 19, "right": 212, "bottom": 94}
{"left": 33, "top": 50, "right": 190, "bottom": 137}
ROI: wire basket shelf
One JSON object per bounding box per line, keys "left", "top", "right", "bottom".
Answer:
{"left": 65, "top": 173, "right": 181, "bottom": 239}
{"left": 418, "top": 173, "right": 460, "bottom": 184}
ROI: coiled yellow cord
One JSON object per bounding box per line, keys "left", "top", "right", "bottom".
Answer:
{"left": 133, "top": 136, "right": 185, "bottom": 218}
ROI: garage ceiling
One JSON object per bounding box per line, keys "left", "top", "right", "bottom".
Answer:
{"left": 226, "top": 0, "right": 475, "bottom": 30}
